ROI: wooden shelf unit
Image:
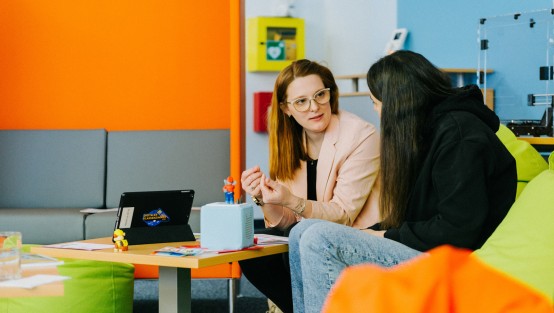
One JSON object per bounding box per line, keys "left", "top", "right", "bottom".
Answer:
{"left": 335, "top": 73, "right": 366, "bottom": 97}
{"left": 336, "top": 68, "right": 495, "bottom": 109}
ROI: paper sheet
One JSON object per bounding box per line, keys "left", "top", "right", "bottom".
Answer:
{"left": 21, "top": 253, "right": 64, "bottom": 268}
{"left": 0, "top": 274, "right": 70, "bottom": 289}
{"left": 254, "top": 234, "right": 289, "bottom": 245}
{"left": 43, "top": 242, "right": 114, "bottom": 251}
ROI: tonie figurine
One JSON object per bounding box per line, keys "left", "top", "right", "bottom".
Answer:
{"left": 113, "top": 229, "right": 129, "bottom": 252}
{"left": 223, "top": 176, "right": 236, "bottom": 204}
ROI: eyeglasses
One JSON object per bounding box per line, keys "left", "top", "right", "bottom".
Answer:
{"left": 286, "top": 88, "right": 331, "bottom": 112}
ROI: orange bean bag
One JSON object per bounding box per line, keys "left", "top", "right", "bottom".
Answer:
{"left": 323, "top": 245, "right": 553, "bottom": 313}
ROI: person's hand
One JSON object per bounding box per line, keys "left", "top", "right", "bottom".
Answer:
{"left": 258, "top": 173, "right": 294, "bottom": 207}
{"left": 361, "top": 228, "right": 385, "bottom": 237}
{"left": 241, "top": 166, "right": 264, "bottom": 198}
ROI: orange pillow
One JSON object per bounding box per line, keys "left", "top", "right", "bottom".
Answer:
{"left": 323, "top": 245, "right": 553, "bottom": 313}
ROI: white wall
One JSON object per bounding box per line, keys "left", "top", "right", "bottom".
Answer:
{"left": 245, "top": 0, "right": 396, "bottom": 218}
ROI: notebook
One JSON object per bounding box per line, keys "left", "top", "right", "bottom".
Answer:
{"left": 114, "top": 190, "right": 196, "bottom": 245}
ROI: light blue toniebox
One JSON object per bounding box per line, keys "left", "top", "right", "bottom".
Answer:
{"left": 200, "top": 202, "right": 254, "bottom": 250}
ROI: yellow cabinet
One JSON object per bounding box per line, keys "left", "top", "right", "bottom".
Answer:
{"left": 247, "top": 17, "right": 305, "bottom": 72}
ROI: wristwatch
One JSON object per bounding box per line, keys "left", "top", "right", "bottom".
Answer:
{"left": 251, "top": 195, "right": 264, "bottom": 206}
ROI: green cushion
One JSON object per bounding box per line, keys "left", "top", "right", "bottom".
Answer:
{"left": 0, "top": 246, "right": 134, "bottom": 313}
{"left": 496, "top": 125, "right": 548, "bottom": 198}
{"left": 474, "top": 151, "right": 554, "bottom": 301}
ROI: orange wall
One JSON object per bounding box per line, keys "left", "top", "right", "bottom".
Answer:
{"left": 0, "top": 1, "right": 231, "bottom": 131}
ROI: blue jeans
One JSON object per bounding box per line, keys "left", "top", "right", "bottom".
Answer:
{"left": 289, "top": 219, "right": 422, "bottom": 313}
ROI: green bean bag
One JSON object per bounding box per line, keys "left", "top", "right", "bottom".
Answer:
{"left": 474, "top": 151, "right": 554, "bottom": 302}
{"left": 0, "top": 246, "right": 134, "bottom": 313}
{"left": 496, "top": 125, "right": 548, "bottom": 198}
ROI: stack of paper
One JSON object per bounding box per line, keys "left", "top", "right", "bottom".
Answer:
{"left": 21, "top": 253, "right": 64, "bottom": 268}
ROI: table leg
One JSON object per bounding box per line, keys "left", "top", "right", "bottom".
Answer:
{"left": 159, "top": 267, "right": 191, "bottom": 313}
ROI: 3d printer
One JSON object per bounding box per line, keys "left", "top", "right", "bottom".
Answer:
{"left": 506, "top": 94, "right": 553, "bottom": 137}
{"left": 478, "top": 9, "right": 554, "bottom": 138}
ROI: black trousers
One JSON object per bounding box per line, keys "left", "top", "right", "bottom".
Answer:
{"left": 239, "top": 223, "right": 297, "bottom": 313}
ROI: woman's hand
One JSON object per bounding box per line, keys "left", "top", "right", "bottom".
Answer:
{"left": 259, "top": 173, "right": 294, "bottom": 207}
{"left": 241, "top": 166, "right": 264, "bottom": 198}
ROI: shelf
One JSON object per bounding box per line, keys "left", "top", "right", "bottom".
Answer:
{"left": 340, "top": 91, "right": 371, "bottom": 97}
{"left": 336, "top": 68, "right": 495, "bottom": 98}
{"left": 335, "top": 74, "right": 366, "bottom": 97}
{"left": 518, "top": 137, "right": 554, "bottom": 145}
{"left": 443, "top": 68, "right": 494, "bottom": 88}
{"left": 442, "top": 68, "right": 494, "bottom": 74}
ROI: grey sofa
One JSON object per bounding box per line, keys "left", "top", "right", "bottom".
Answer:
{"left": 0, "top": 129, "right": 230, "bottom": 244}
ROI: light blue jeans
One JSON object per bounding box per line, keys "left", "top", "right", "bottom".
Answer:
{"left": 289, "top": 219, "right": 422, "bottom": 313}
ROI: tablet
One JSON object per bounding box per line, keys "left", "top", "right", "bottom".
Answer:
{"left": 114, "top": 190, "right": 195, "bottom": 244}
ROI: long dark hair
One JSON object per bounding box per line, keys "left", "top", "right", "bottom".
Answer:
{"left": 268, "top": 59, "right": 339, "bottom": 181}
{"left": 367, "top": 50, "right": 453, "bottom": 228}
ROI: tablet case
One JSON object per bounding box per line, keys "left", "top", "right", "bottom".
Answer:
{"left": 114, "top": 190, "right": 196, "bottom": 245}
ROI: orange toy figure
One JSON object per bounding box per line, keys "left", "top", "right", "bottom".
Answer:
{"left": 223, "top": 176, "right": 236, "bottom": 204}
{"left": 113, "top": 229, "right": 129, "bottom": 252}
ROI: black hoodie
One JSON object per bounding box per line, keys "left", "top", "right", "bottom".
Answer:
{"left": 382, "top": 85, "right": 517, "bottom": 251}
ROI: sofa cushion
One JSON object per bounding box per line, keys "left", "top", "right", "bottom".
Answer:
{"left": 0, "top": 208, "right": 84, "bottom": 245}
{"left": 105, "top": 130, "right": 230, "bottom": 208}
{"left": 474, "top": 151, "right": 554, "bottom": 301}
{"left": 83, "top": 210, "right": 119, "bottom": 240}
{"left": 0, "top": 246, "right": 135, "bottom": 313}
{"left": 0, "top": 130, "right": 106, "bottom": 208}
{"left": 495, "top": 125, "right": 548, "bottom": 197}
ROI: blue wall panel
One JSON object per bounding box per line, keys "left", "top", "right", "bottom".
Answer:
{"left": 398, "top": 0, "right": 553, "bottom": 124}
{"left": 398, "top": 0, "right": 552, "bottom": 68}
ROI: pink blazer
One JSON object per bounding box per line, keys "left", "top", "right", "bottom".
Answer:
{"left": 265, "top": 110, "right": 381, "bottom": 230}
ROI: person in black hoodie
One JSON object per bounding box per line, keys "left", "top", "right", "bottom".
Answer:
{"left": 286, "top": 50, "right": 517, "bottom": 313}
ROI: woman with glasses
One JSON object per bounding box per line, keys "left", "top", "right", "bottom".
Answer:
{"left": 240, "top": 59, "right": 380, "bottom": 313}
{"left": 288, "top": 51, "right": 517, "bottom": 313}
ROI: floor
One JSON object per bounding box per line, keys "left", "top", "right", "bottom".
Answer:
{"left": 132, "top": 276, "right": 269, "bottom": 313}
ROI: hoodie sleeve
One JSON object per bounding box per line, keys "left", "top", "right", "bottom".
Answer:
{"left": 384, "top": 137, "right": 494, "bottom": 251}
